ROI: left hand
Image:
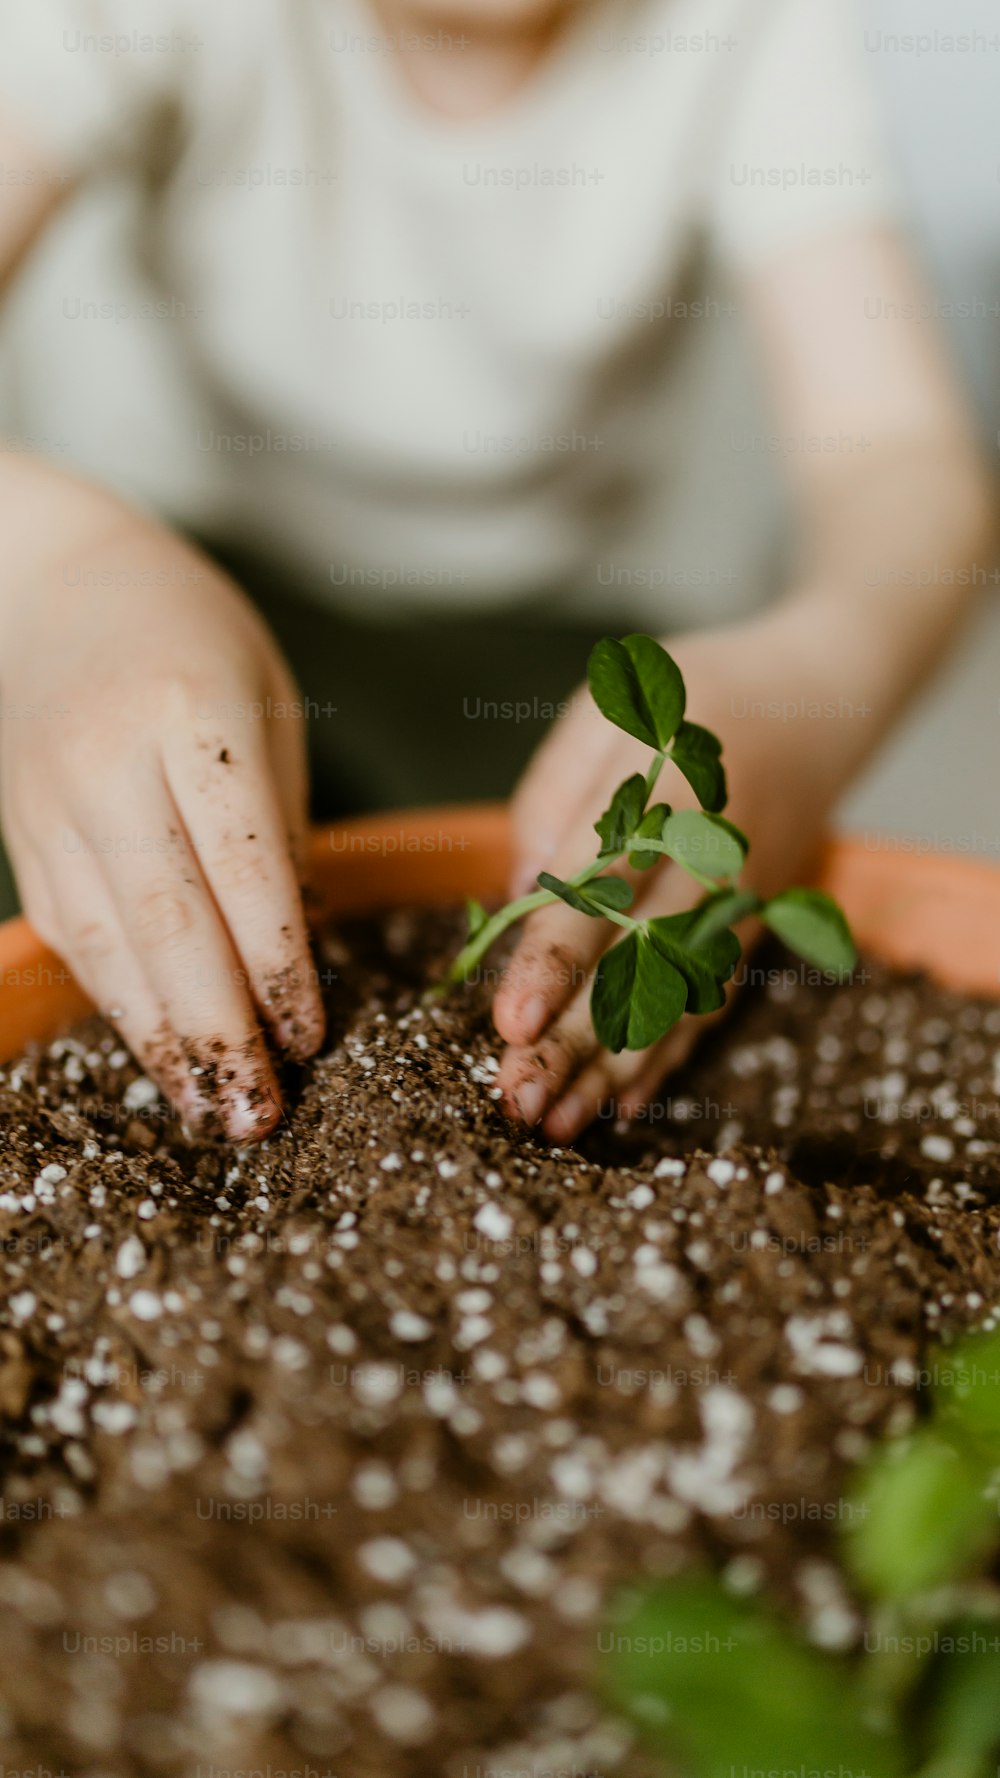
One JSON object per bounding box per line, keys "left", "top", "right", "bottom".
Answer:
{"left": 492, "top": 624, "right": 841, "bottom": 1141}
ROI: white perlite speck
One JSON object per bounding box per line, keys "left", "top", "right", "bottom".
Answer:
{"left": 353, "top": 1464, "right": 398, "bottom": 1510}
{"left": 786, "top": 1314, "right": 863, "bottom": 1378}
{"left": 93, "top": 1401, "right": 138, "bottom": 1434}
{"left": 371, "top": 1685, "right": 435, "bottom": 1744}
{"left": 473, "top": 1203, "right": 512, "bottom": 1242}
{"left": 127, "top": 1291, "right": 162, "bottom": 1322}
{"left": 390, "top": 1310, "right": 433, "bottom": 1343}
{"left": 115, "top": 1236, "right": 146, "bottom": 1280}
{"left": 706, "top": 1158, "right": 736, "bottom": 1187}
{"left": 359, "top": 1537, "right": 417, "bottom": 1585}
{"left": 189, "top": 1661, "right": 284, "bottom": 1720}
{"left": 123, "top": 1077, "right": 160, "bottom": 1112}
{"left": 920, "top": 1134, "right": 954, "bottom": 1163}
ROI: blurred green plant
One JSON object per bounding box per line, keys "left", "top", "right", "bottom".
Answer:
{"left": 605, "top": 1324, "right": 1000, "bottom": 1778}
{"left": 443, "top": 635, "right": 856, "bottom": 1041}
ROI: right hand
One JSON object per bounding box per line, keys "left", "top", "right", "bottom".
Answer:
{"left": 1, "top": 537, "right": 325, "bottom": 1142}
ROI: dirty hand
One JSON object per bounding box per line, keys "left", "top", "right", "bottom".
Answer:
{"left": 492, "top": 626, "right": 834, "bottom": 1142}
{"left": 0, "top": 547, "right": 324, "bottom": 1142}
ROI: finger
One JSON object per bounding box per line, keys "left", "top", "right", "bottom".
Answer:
{"left": 162, "top": 719, "right": 324, "bottom": 1062}
{"left": 497, "top": 977, "right": 598, "bottom": 1125}
{"left": 261, "top": 659, "right": 312, "bottom": 893}
{"left": 497, "top": 848, "right": 738, "bottom": 1131}
{"left": 493, "top": 845, "right": 697, "bottom": 1049}
{"left": 25, "top": 848, "right": 205, "bottom": 1127}
{"left": 508, "top": 697, "right": 620, "bottom": 896}
{"left": 543, "top": 1022, "right": 698, "bottom": 1143}
{"left": 88, "top": 776, "right": 282, "bottom": 1144}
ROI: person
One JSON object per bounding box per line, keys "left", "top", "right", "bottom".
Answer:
{"left": 0, "top": 0, "right": 991, "bottom": 1143}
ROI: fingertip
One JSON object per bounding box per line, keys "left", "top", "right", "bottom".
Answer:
{"left": 492, "top": 990, "right": 550, "bottom": 1048}
{"left": 226, "top": 1082, "right": 283, "bottom": 1145}
{"left": 543, "top": 1090, "right": 591, "bottom": 1143}
{"left": 276, "top": 1000, "right": 326, "bottom": 1063}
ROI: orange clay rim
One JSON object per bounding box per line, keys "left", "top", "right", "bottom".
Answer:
{"left": 0, "top": 805, "right": 997, "bottom": 1063}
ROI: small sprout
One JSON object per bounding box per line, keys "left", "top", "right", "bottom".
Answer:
{"left": 587, "top": 633, "right": 686, "bottom": 749}
{"left": 610, "top": 1319, "right": 1000, "bottom": 1778}
{"left": 760, "top": 887, "right": 856, "bottom": 976}
{"left": 442, "top": 634, "right": 856, "bottom": 1052}
{"left": 465, "top": 898, "right": 489, "bottom": 940}
{"left": 847, "top": 1426, "right": 997, "bottom": 1603}
{"left": 604, "top": 1576, "right": 902, "bottom": 1778}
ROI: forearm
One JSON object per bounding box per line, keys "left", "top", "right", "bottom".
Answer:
{"left": 724, "top": 436, "right": 996, "bottom": 799}
{"left": 0, "top": 454, "right": 255, "bottom": 659}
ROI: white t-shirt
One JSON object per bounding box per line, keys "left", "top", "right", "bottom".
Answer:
{"left": 0, "top": 0, "right": 896, "bottom": 611}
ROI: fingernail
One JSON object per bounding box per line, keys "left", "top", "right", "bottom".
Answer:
{"left": 515, "top": 1079, "right": 548, "bottom": 1125}
{"left": 276, "top": 1008, "right": 325, "bottom": 1062}
{"left": 227, "top": 1086, "right": 281, "bottom": 1144}
{"left": 517, "top": 994, "right": 550, "bottom": 1041}
{"left": 547, "top": 1091, "right": 588, "bottom": 1140}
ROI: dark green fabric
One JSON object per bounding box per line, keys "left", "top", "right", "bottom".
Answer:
{"left": 212, "top": 542, "right": 604, "bottom": 818}
{"left": 0, "top": 548, "right": 604, "bottom": 917}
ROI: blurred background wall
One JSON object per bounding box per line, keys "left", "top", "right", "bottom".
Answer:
{"left": 837, "top": 0, "right": 1000, "bottom": 856}
{"left": 0, "top": 0, "right": 997, "bottom": 852}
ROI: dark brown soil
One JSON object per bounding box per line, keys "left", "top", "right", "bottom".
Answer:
{"left": 1, "top": 912, "right": 999, "bottom": 1777}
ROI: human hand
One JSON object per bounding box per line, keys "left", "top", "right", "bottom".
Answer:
{"left": 492, "top": 624, "right": 841, "bottom": 1141}
{"left": 1, "top": 539, "right": 324, "bottom": 1142}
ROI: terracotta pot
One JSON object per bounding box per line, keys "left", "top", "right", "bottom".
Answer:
{"left": 0, "top": 806, "right": 997, "bottom": 1062}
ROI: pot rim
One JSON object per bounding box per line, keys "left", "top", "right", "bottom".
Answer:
{"left": 0, "top": 804, "right": 997, "bottom": 1061}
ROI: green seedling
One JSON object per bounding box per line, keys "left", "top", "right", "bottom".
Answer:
{"left": 444, "top": 634, "right": 856, "bottom": 1044}
{"left": 607, "top": 1323, "right": 1000, "bottom": 1778}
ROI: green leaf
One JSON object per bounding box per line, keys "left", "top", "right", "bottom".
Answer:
{"left": 594, "top": 774, "right": 647, "bottom": 857}
{"left": 465, "top": 898, "right": 489, "bottom": 940}
{"left": 661, "top": 810, "right": 747, "bottom": 881}
{"left": 847, "top": 1427, "right": 996, "bottom": 1602}
{"left": 591, "top": 930, "right": 688, "bottom": 1052}
{"left": 922, "top": 1614, "right": 1000, "bottom": 1767}
{"left": 604, "top": 1577, "right": 904, "bottom": 1778}
{"left": 667, "top": 720, "right": 727, "bottom": 813}
{"left": 932, "top": 1327, "right": 1000, "bottom": 1453}
{"left": 538, "top": 871, "right": 634, "bottom": 918}
{"left": 647, "top": 914, "right": 740, "bottom": 1015}
{"left": 588, "top": 636, "right": 686, "bottom": 750}
{"left": 628, "top": 803, "right": 671, "bottom": 872}
{"left": 685, "top": 888, "right": 762, "bottom": 947}
{"left": 762, "top": 888, "right": 856, "bottom": 974}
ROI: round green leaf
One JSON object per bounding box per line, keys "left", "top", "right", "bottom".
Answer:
{"left": 932, "top": 1326, "right": 1000, "bottom": 1452}
{"left": 847, "top": 1427, "right": 996, "bottom": 1602}
{"left": 594, "top": 773, "right": 647, "bottom": 857}
{"left": 667, "top": 720, "right": 728, "bottom": 813}
{"left": 583, "top": 876, "right": 635, "bottom": 913}
{"left": 922, "top": 1612, "right": 1000, "bottom": 1765}
{"left": 661, "top": 810, "right": 746, "bottom": 881}
{"left": 588, "top": 636, "right": 686, "bottom": 750}
{"left": 591, "top": 930, "right": 688, "bottom": 1052}
{"left": 647, "top": 914, "right": 739, "bottom": 1015}
{"left": 604, "top": 1578, "right": 903, "bottom": 1778}
{"left": 685, "top": 888, "right": 762, "bottom": 947}
{"left": 628, "top": 803, "right": 671, "bottom": 871}
{"left": 761, "top": 887, "right": 856, "bottom": 974}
